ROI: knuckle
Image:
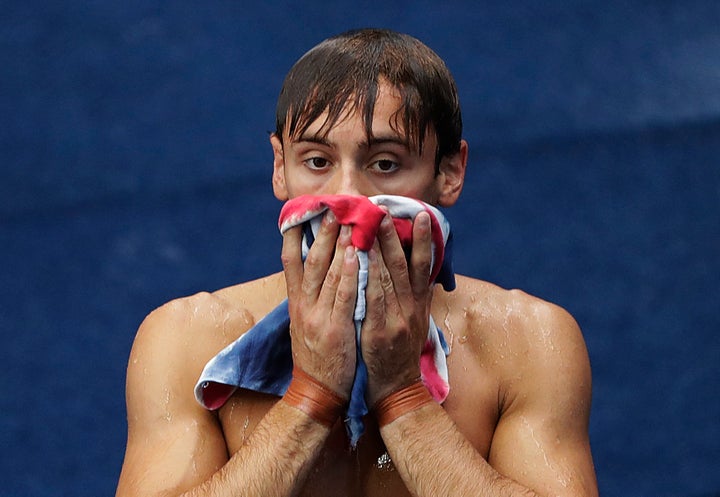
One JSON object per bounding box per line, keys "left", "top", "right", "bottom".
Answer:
{"left": 304, "top": 251, "right": 322, "bottom": 269}
{"left": 280, "top": 252, "right": 293, "bottom": 269}
{"left": 324, "top": 267, "right": 341, "bottom": 287}
{"left": 389, "top": 257, "right": 408, "bottom": 275}
{"left": 300, "top": 279, "right": 315, "bottom": 297}
{"left": 335, "top": 286, "right": 354, "bottom": 305}
{"left": 307, "top": 315, "right": 322, "bottom": 330}
{"left": 335, "top": 285, "right": 355, "bottom": 304}
{"left": 380, "top": 270, "right": 394, "bottom": 291}
{"left": 366, "top": 288, "right": 384, "bottom": 308}
{"left": 415, "top": 258, "right": 431, "bottom": 276}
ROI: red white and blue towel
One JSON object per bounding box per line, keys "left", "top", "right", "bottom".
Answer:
{"left": 194, "top": 194, "right": 455, "bottom": 446}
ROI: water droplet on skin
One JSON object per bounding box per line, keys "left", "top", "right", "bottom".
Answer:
{"left": 159, "top": 388, "right": 172, "bottom": 421}
{"left": 375, "top": 451, "right": 394, "bottom": 472}
{"left": 238, "top": 415, "right": 251, "bottom": 443}
{"left": 441, "top": 302, "right": 454, "bottom": 348}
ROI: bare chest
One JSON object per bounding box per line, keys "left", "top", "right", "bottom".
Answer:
{"left": 217, "top": 346, "right": 499, "bottom": 497}
{"left": 217, "top": 392, "right": 405, "bottom": 496}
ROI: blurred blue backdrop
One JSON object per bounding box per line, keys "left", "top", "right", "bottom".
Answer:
{"left": 1, "top": 1, "right": 719, "bottom": 496}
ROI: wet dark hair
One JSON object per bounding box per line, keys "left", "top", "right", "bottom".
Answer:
{"left": 275, "top": 28, "right": 462, "bottom": 165}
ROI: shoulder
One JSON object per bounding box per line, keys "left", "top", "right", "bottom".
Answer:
{"left": 134, "top": 272, "right": 286, "bottom": 354}
{"left": 448, "top": 274, "right": 585, "bottom": 352}
{"left": 126, "top": 273, "right": 287, "bottom": 405}
{"left": 134, "top": 290, "right": 248, "bottom": 365}
{"left": 442, "top": 275, "right": 591, "bottom": 405}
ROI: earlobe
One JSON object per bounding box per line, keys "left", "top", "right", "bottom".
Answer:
{"left": 437, "top": 139, "right": 468, "bottom": 207}
{"left": 270, "top": 134, "right": 289, "bottom": 201}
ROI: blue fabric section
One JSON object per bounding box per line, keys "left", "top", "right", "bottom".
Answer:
{"left": 437, "top": 231, "right": 456, "bottom": 292}
{"left": 347, "top": 341, "right": 369, "bottom": 443}
{"left": 215, "top": 299, "right": 293, "bottom": 394}
{"left": 437, "top": 324, "right": 450, "bottom": 355}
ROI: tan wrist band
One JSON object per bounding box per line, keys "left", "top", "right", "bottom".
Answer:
{"left": 282, "top": 366, "right": 346, "bottom": 427}
{"left": 373, "top": 381, "right": 434, "bottom": 427}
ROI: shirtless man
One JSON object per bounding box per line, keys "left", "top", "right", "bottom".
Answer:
{"left": 116, "top": 29, "right": 598, "bottom": 496}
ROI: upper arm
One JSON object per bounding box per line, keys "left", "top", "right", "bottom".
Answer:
{"left": 488, "top": 302, "right": 598, "bottom": 497}
{"left": 116, "top": 300, "right": 230, "bottom": 497}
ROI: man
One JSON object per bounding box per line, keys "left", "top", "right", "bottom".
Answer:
{"left": 117, "top": 29, "right": 598, "bottom": 496}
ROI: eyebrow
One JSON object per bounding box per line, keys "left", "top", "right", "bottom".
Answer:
{"left": 294, "top": 132, "right": 410, "bottom": 151}
{"left": 294, "top": 133, "right": 332, "bottom": 147}
{"left": 365, "top": 135, "right": 410, "bottom": 149}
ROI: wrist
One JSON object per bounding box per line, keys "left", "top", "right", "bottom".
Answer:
{"left": 282, "top": 366, "right": 347, "bottom": 427}
{"left": 372, "top": 380, "right": 434, "bottom": 427}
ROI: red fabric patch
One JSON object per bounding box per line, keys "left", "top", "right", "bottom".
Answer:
{"left": 279, "top": 195, "right": 387, "bottom": 251}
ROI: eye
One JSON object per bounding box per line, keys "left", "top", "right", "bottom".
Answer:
{"left": 303, "top": 157, "right": 331, "bottom": 170}
{"left": 370, "top": 159, "right": 399, "bottom": 173}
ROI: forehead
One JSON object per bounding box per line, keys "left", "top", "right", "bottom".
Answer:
{"left": 296, "top": 83, "right": 404, "bottom": 139}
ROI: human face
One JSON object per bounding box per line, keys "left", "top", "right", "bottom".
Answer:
{"left": 271, "top": 83, "right": 466, "bottom": 206}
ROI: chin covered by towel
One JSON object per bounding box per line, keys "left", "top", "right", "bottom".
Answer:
{"left": 194, "top": 194, "right": 455, "bottom": 446}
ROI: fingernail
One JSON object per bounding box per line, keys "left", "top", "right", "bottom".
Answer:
{"left": 345, "top": 245, "right": 355, "bottom": 261}
{"left": 325, "top": 210, "right": 336, "bottom": 223}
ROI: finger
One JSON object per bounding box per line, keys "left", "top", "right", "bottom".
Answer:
{"left": 301, "top": 210, "right": 340, "bottom": 299}
{"left": 372, "top": 239, "right": 402, "bottom": 318}
{"left": 362, "top": 245, "right": 386, "bottom": 330}
{"left": 330, "top": 244, "right": 359, "bottom": 321}
{"left": 281, "top": 225, "right": 304, "bottom": 300}
{"left": 409, "top": 211, "right": 433, "bottom": 299}
{"left": 376, "top": 213, "right": 412, "bottom": 302}
{"left": 317, "top": 224, "right": 352, "bottom": 308}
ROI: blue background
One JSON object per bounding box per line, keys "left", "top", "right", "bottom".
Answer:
{"left": 1, "top": 1, "right": 719, "bottom": 496}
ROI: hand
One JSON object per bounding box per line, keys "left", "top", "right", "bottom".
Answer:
{"left": 361, "top": 211, "right": 434, "bottom": 406}
{"left": 281, "top": 211, "right": 359, "bottom": 398}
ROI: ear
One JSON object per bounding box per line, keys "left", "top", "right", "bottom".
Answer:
{"left": 437, "top": 139, "right": 468, "bottom": 207}
{"left": 270, "top": 133, "right": 289, "bottom": 201}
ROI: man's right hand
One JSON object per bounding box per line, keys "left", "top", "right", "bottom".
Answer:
{"left": 281, "top": 211, "right": 359, "bottom": 398}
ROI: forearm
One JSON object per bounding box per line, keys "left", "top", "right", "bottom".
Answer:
{"left": 381, "top": 402, "right": 541, "bottom": 497}
{"left": 181, "top": 400, "right": 331, "bottom": 497}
